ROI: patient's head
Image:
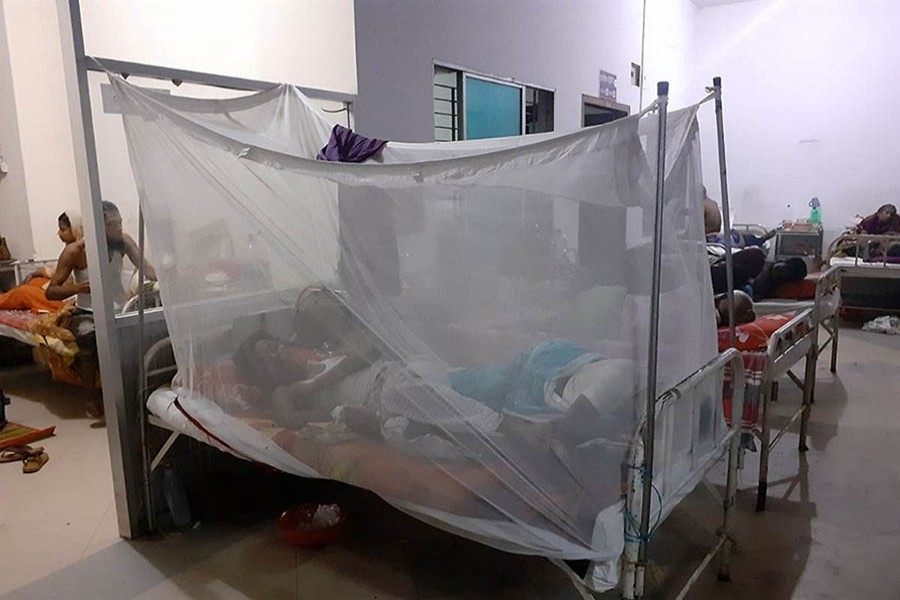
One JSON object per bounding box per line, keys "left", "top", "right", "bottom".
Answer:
{"left": 772, "top": 257, "right": 807, "bottom": 285}
{"left": 715, "top": 290, "right": 755, "bottom": 327}
{"left": 877, "top": 203, "right": 898, "bottom": 223}
{"left": 234, "top": 332, "right": 324, "bottom": 391}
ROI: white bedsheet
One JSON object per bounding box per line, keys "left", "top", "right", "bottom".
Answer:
{"left": 754, "top": 290, "right": 841, "bottom": 318}
{"left": 146, "top": 385, "right": 625, "bottom": 590}
{"left": 830, "top": 256, "right": 900, "bottom": 270}
{"left": 0, "top": 322, "right": 37, "bottom": 347}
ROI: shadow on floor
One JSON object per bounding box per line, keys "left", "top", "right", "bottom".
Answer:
{"left": 0, "top": 364, "right": 92, "bottom": 421}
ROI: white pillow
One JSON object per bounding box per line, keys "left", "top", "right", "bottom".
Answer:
{"left": 561, "top": 358, "right": 636, "bottom": 412}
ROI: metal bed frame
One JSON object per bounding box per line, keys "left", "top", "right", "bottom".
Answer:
{"left": 828, "top": 232, "right": 900, "bottom": 314}
{"left": 753, "top": 264, "right": 842, "bottom": 374}
{"left": 749, "top": 306, "right": 817, "bottom": 512}
{"left": 730, "top": 223, "right": 775, "bottom": 255}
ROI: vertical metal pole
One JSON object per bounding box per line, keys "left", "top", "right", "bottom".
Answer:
{"left": 57, "top": 0, "right": 136, "bottom": 537}
{"left": 830, "top": 310, "right": 840, "bottom": 373}
{"left": 136, "top": 205, "right": 154, "bottom": 530}
{"left": 636, "top": 81, "right": 669, "bottom": 597}
{"left": 756, "top": 381, "right": 776, "bottom": 512}
{"left": 799, "top": 345, "right": 815, "bottom": 451}
{"left": 713, "top": 77, "right": 737, "bottom": 348}
{"left": 717, "top": 355, "right": 743, "bottom": 581}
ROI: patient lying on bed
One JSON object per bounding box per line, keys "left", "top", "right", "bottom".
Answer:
{"left": 714, "top": 290, "right": 756, "bottom": 327}
{"left": 234, "top": 289, "right": 628, "bottom": 450}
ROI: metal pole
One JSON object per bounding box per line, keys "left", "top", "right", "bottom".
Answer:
{"left": 712, "top": 77, "right": 737, "bottom": 348}
{"left": 57, "top": 0, "right": 137, "bottom": 537}
{"left": 636, "top": 81, "right": 669, "bottom": 594}
{"left": 136, "top": 205, "right": 154, "bottom": 530}
{"left": 757, "top": 381, "right": 775, "bottom": 512}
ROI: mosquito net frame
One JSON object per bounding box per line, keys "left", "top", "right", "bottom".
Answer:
{"left": 97, "top": 72, "right": 744, "bottom": 596}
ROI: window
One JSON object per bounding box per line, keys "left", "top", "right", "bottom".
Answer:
{"left": 433, "top": 66, "right": 462, "bottom": 141}
{"left": 582, "top": 94, "right": 629, "bottom": 127}
{"left": 433, "top": 65, "right": 554, "bottom": 141}
{"left": 525, "top": 87, "right": 554, "bottom": 134}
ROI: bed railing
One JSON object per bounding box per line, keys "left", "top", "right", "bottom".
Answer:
{"left": 767, "top": 307, "right": 816, "bottom": 367}
{"left": 756, "top": 307, "right": 817, "bottom": 512}
{"left": 813, "top": 265, "right": 841, "bottom": 373}
{"left": 828, "top": 232, "right": 900, "bottom": 266}
{"left": 622, "top": 347, "right": 745, "bottom": 600}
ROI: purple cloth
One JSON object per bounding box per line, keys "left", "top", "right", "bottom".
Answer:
{"left": 857, "top": 213, "right": 900, "bottom": 235}
{"left": 316, "top": 124, "right": 387, "bottom": 163}
{"left": 865, "top": 256, "right": 900, "bottom": 264}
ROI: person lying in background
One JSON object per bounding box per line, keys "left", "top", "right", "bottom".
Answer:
{"left": 714, "top": 290, "right": 756, "bottom": 328}
{"left": 710, "top": 247, "right": 766, "bottom": 296}
{"left": 751, "top": 257, "right": 807, "bottom": 301}
{"left": 708, "top": 228, "right": 777, "bottom": 249}
{"left": 703, "top": 187, "right": 777, "bottom": 248}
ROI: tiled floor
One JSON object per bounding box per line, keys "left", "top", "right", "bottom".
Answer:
{"left": 0, "top": 365, "right": 119, "bottom": 596}
{"left": 3, "top": 326, "right": 900, "bottom": 599}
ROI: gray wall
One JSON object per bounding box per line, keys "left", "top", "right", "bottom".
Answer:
{"left": 353, "top": 0, "right": 646, "bottom": 142}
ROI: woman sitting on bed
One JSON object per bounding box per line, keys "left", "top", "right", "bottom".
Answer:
{"left": 0, "top": 213, "right": 83, "bottom": 312}
{"left": 234, "top": 288, "right": 622, "bottom": 447}
{"left": 856, "top": 203, "right": 900, "bottom": 236}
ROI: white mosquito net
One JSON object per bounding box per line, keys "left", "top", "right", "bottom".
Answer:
{"left": 112, "top": 77, "right": 719, "bottom": 575}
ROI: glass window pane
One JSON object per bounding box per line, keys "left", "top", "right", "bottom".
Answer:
{"left": 464, "top": 77, "right": 521, "bottom": 140}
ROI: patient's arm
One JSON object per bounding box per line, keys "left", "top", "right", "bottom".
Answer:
{"left": 283, "top": 352, "right": 368, "bottom": 400}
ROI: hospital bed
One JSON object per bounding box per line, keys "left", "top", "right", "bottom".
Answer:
{"left": 141, "top": 333, "right": 745, "bottom": 598}
{"left": 828, "top": 233, "right": 900, "bottom": 314}
{"left": 753, "top": 265, "right": 841, "bottom": 374}
{"left": 721, "top": 307, "right": 818, "bottom": 512}
{"left": 731, "top": 223, "right": 774, "bottom": 254}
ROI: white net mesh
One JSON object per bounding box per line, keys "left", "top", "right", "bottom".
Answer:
{"left": 113, "top": 77, "right": 718, "bottom": 570}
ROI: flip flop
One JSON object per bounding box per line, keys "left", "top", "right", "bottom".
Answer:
{"left": 22, "top": 451, "right": 49, "bottom": 474}
{"left": 0, "top": 445, "right": 43, "bottom": 463}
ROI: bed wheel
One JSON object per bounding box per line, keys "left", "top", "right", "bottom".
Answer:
{"left": 717, "top": 572, "right": 732, "bottom": 583}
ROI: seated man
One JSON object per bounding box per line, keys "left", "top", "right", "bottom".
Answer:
{"left": 751, "top": 257, "right": 807, "bottom": 301}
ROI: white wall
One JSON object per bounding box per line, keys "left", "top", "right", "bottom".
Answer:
{"left": 79, "top": 0, "right": 357, "bottom": 95}
{"left": 643, "top": 0, "right": 699, "bottom": 108}
{"left": 353, "top": 0, "right": 698, "bottom": 141}
{"left": 0, "top": 0, "right": 33, "bottom": 260}
{"left": 5, "top": 0, "right": 81, "bottom": 260}
{"left": 692, "top": 0, "right": 900, "bottom": 243}
{"left": 0, "top": 0, "right": 357, "bottom": 260}
{"left": 353, "top": 0, "right": 651, "bottom": 142}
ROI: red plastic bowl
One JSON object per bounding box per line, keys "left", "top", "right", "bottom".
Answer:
{"left": 277, "top": 503, "right": 347, "bottom": 547}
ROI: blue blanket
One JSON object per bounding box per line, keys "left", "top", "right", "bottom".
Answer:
{"left": 447, "top": 340, "right": 600, "bottom": 415}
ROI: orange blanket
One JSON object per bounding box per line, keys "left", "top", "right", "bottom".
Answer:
{"left": 0, "top": 278, "right": 63, "bottom": 312}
